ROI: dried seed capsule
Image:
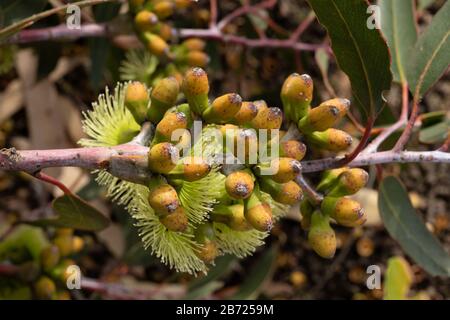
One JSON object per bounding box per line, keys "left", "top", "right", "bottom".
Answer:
{"left": 251, "top": 107, "right": 283, "bottom": 130}
{"left": 233, "top": 101, "right": 258, "bottom": 125}
{"left": 279, "top": 140, "right": 307, "bottom": 161}
{"left": 125, "top": 81, "right": 149, "bottom": 124}
{"left": 134, "top": 10, "right": 158, "bottom": 31}
{"left": 167, "top": 156, "right": 211, "bottom": 181}
{"left": 153, "top": 111, "right": 188, "bottom": 144}
{"left": 321, "top": 196, "right": 366, "bottom": 227}
{"left": 225, "top": 170, "right": 254, "bottom": 199}
{"left": 182, "top": 67, "right": 210, "bottom": 114}
{"left": 153, "top": 1, "right": 174, "bottom": 19}
{"left": 40, "top": 245, "right": 60, "bottom": 271}
{"left": 307, "top": 128, "right": 353, "bottom": 152}
{"left": 194, "top": 222, "right": 219, "bottom": 264}
{"left": 159, "top": 206, "right": 188, "bottom": 232}
{"left": 260, "top": 178, "right": 303, "bottom": 205}
{"left": 308, "top": 211, "right": 336, "bottom": 259}
{"left": 148, "top": 142, "right": 179, "bottom": 174}
{"left": 185, "top": 51, "right": 210, "bottom": 67}
{"left": 182, "top": 38, "right": 206, "bottom": 51}
{"left": 148, "top": 76, "right": 180, "bottom": 123}
{"left": 316, "top": 167, "right": 349, "bottom": 192}
{"left": 34, "top": 276, "right": 56, "bottom": 300}
{"left": 327, "top": 168, "right": 369, "bottom": 197}
{"left": 211, "top": 204, "right": 252, "bottom": 231}
{"left": 299, "top": 199, "right": 313, "bottom": 230}
{"left": 244, "top": 189, "right": 273, "bottom": 232}
{"left": 148, "top": 178, "right": 180, "bottom": 216}
{"left": 53, "top": 235, "right": 73, "bottom": 257}
{"left": 143, "top": 32, "right": 169, "bottom": 56}
{"left": 202, "top": 93, "right": 242, "bottom": 123}
{"left": 298, "top": 98, "right": 350, "bottom": 133}
{"left": 281, "top": 73, "right": 313, "bottom": 122}
{"left": 255, "top": 157, "right": 302, "bottom": 183}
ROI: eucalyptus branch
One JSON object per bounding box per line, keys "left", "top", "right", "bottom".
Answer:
{"left": 0, "top": 0, "right": 118, "bottom": 40}
{"left": 295, "top": 174, "right": 323, "bottom": 205}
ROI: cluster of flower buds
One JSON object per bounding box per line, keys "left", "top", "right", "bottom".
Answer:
{"left": 129, "top": 0, "right": 209, "bottom": 81}
{"left": 0, "top": 226, "right": 86, "bottom": 299}
{"left": 281, "top": 74, "right": 353, "bottom": 152}
{"left": 122, "top": 67, "right": 371, "bottom": 265}
{"left": 300, "top": 167, "right": 369, "bottom": 259}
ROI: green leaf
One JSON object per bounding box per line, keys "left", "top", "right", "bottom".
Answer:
{"left": 230, "top": 246, "right": 278, "bottom": 300}
{"left": 28, "top": 194, "right": 110, "bottom": 231}
{"left": 384, "top": 256, "right": 413, "bottom": 300}
{"left": 379, "top": 0, "right": 417, "bottom": 83}
{"left": 418, "top": 0, "right": 435, "bottom": 11}
{"left": 378, "top": 176, "right": 450, "bottom": 277}
{"left": 419, "top": 120, "right": 450, "bottom": 144}
{"left": 307, "top": 0, "right": 392, "bottom": 119}
{"left": 406, "top": 1, "right": 450, "bottom": 97}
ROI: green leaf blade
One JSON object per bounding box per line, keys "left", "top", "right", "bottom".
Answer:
{"left": 307, "top": 0, "right": 392, "bottom": 119}
{"left": 379, "top": 0, "right": 417, "bottom": 83}
{"left": 378, "top": 176, "right": 450, "bottom": 277}
{"left": 407, "top": 1, "right": 450, "bottom": 97}
{"left": 29, "top": 194, "right": 110, "bottom": 231}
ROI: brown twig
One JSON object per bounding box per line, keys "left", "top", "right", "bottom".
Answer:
{"left": 290, "top": 11, "right": 315, "bottom": 41}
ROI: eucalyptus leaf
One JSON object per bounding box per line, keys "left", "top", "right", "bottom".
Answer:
{"left": 27, "top": 194, "right": 110, "bottom": 231}
{"left": 378, "top": 176, "right": 450, "bottom": 277}
{"left": 307, "top": 0, "right": 392, "bottom": 119}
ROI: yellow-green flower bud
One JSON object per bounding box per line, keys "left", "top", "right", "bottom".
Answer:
{"left": 202, "top": 93, "right": 242, "bottom": 123}
{"left": 167, "top": 156, "right": 211, "bottom": 181}
{"left": 175, "top": 0, "right": 192, "bottom": 9}
{"left": 134, "top": 10, "right": 158, "bottom": 31}
{"left": 182, "top": 38, "right": 206, "bottom": 51}
{"left": 234, "top": 128, "right": 258, "bottom": 164}
{"left": 321, "top": 196, "right": 366, "bottom": 227}
{"left": 260, "top": 178, "right": 303, "bottom": 205}
{"left": 148, "top": 76, "right": 180, "bottom": 123}
{"left": 225, "top": 170, "right": 254, "bottom": 199}
{"left": 71, "top": 236, "right": 84, "bottom": 253}
{"left": 211, "top": 204, "right": 252, "bottom": 231}
{"left": 233, "top": 101, "right": 258, "bottom": 125}
{"left": 327, "top": 168, "right": 368, "bottom": 197}
{"left": 53, "top": 235, "right": 73, "bottom": 257}
{"left": 244, "top": 190, "right": 273, "bottom": 232}
{"left": 149, "top": 22, "right": 174, "bottom": 41}
{"left": 255, "top": 157, "right": 302, "bottom": 183}
{"left": 148, "top": 142, "right": 179, "bottom": 174}
{"left": 279, "top": 140, "right": 307, "bottom": 161}
{"left": 34, "top": 276, "right": 56, "bottom": 300}
{"left": 250, "top": 106, "right": 283, "bottom": 130}
{"left": 143, "top": 32, "right": 170, "bottom": 56}
{"left": 125, "top": 81, "right": 149, "bottom": 124}
{"left": 182, "top": 67, "right": 210, "bottom": 114}
{"left": 307, "top": 128, "right": 353, "bottom": 152}
{"left": 159, "top": 206, "right": 188, "bottom": 232}
{"left": 40, "top": 245, "right": 60, "bottom": 271}
{"left": 194, "top": 222, "right": 218, "bottom": 264}
{"left": 281, "top": 73, "right": 313, "bottom": 122}
{"left": 153, "top": 111, "right": 188, "bottom": 144}
{"left": 152, "top": 1, "right": 174, "bottom": 19}
{"left": 148, "top": 178, "right": 180, "bottom": 217}
{"left": 308, "top": 211, "right": 336, "bottom": 259}
{"left": 185, "top": 51, "right": 210, "bottom": 67}
{"left": 298, "top": 98, "right": 350, "bottom": 133}
{"left": 316, "top": 167, "right": 349, "bottom": 192}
